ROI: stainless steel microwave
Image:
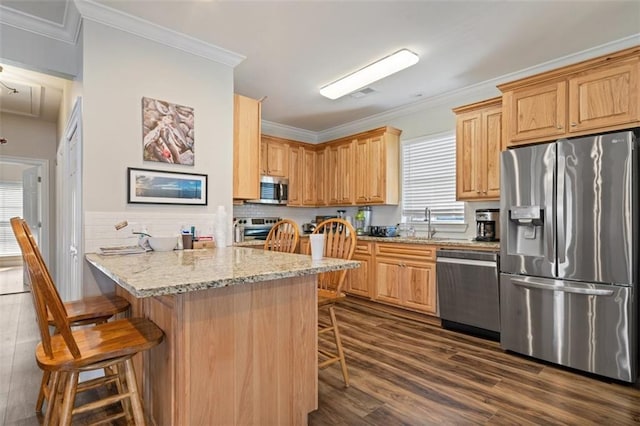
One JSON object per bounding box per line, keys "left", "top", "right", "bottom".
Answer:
{"left": 247, "top": 176, "right": 289, "bottom": 205}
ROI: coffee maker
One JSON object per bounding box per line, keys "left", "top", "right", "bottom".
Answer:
{"left": 475, "top": 209, "right": 500, "bottom": 241}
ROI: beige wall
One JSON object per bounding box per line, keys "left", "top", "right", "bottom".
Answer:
{"left": 80, "top": 21, "right": 234, "bottom": 294}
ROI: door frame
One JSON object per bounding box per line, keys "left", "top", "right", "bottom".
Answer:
{"left": 0, "top": 156, "right": 50, "bottom": 265}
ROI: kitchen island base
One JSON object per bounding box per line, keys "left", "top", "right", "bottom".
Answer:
{"left": 117, "top": 275, "right": 318, "bottom": 425}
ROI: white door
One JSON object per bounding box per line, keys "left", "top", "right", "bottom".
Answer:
{"left": 22, "top": 166, "right": 41, "bottom": 247}
{"left": 58, "top": 98, "right": 83, "bottom": 301}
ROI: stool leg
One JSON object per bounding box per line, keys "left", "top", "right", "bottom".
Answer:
{"left": 116, "top": 362, "right": 134, "bottom": 423}
{"left": 43, "top": 371, "right": 60, "bottom": 425}
{"left": 124, "top": 358, "right": 146, "bottom": 425}
{"left": 329, "top": 306, "right": 350, "bottom": 387}
{"left": 36, "top": 370, "right": 50, "bottom": 413}
{"left": 59, "top": 371, "right": 79, "bottom": 426}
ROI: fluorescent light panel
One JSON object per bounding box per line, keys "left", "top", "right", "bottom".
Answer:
{"left": 320, "top": 49, "right": 419, "bottom": 100}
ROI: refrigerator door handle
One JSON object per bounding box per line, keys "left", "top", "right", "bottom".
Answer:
{"left": 557, "top": 153, "right": 566, "bottom": 264}
{"left": 512, "top": 279, "right": 614, "bottom": 296}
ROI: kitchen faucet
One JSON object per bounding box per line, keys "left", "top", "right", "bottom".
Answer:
{"left": 424, "top": 207, "right": 436, "bottom": 239}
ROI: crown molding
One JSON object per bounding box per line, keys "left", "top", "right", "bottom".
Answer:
{"left": 314, "top": 34, "right": 640, "bottom": 141}
{"left": 0, "top": 2, "right": 81, "bottom": 44}
{"left": 261, "top": 120, "right": 319, "bottom": 143}
{"left": 73, "top": 0, "right": 245, "bottom": 67}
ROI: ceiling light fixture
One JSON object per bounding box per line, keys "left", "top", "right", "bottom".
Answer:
{"left": 320, "top": 49, "right": 419, "bottom": 100}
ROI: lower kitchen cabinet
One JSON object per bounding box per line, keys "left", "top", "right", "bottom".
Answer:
{"left": 344, "top": 241, "right": 373, "bottom": 297}
{"left": 373, "top": 243, "right": 437, "bottom": 315}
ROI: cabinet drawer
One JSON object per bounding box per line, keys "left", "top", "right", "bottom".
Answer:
{"left": 375, "top": 243, "right": 436, "bottom": 262}
{"left": 354, "top": 241, "right": 373, "bottom": 255}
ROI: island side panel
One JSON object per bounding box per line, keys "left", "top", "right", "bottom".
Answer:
{"left": 184, "top": 276, "right": 318, "bottom": 425}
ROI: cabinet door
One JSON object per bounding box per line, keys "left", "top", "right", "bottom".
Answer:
{"left": 260, "top": 139, "right": 267, "bottom": 175}
{"left": 456, "top": 111, "right": 482, "bottom": 199}
{"left": 288, "top": 146, "right": 302, "bottom": 206}
{"left": 505, "top": 81, "right": 567, "bottom": 145}
{"left": 326, "top": 145, "right": 340, "bottom": 204}
{"left": 402, "top": 262, "right": 437, "bottom": 314}
{"left": 266, "top": 142, "right": 288, "bottom": 177}
{"left": 337, "top": 141, "right": 354, "bottom": 204}
{"left": 302, "top": 148, "right": 317, "bottom": 206}
{"left": 568, "top": 60, "right": 639, "bottom": 133}
{"left": 374, "top": 259, "right": 401, "bottom": 304}
{"left": 345, "top": 242, "right": 373, "bottom": 297}
{"left": 482, "top": 106, "right": 502, "bottom": 199}
{"left": 233, "top": 94, "right": 261, "bottom": 199}
{"left": 354, "top": 138, "right": 369, "bottom": 204}
{"left": 316, "top": 147, "right": 327, "bottom": 206}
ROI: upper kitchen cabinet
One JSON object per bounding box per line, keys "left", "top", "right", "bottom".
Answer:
{"left": 315, "top": 146, "right": 327, "bottom": 206}
{"left": 453, "top": 97, "right": 502, "bottom": 201}
{"left": 500, "top": 46, "right": 640, "bottom": 147}
{"left": 287, "top": 142, "right": 318, "bottom": 207}
{"left": 354, "top": 127, "right": 401, "bottom": 205}
{"left": 233, "top": 94, "right": 261, "bottom": 200}
{"left": 260, "top": 135, "right": 289, "bottom": 177}
{"left": 326, "top": 140, "right": 355, "bottom": 205}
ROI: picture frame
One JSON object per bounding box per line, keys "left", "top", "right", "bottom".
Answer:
{"left": 127, "top": 167, "right": 207, "bottom": 205}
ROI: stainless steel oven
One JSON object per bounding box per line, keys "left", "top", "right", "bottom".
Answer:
{"left": 235, "top": 217, "right": 280, "bottom": 240}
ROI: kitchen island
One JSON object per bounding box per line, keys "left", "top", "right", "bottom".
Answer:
{"left": 86, "top": 247, "right": 359, "bottom": 425}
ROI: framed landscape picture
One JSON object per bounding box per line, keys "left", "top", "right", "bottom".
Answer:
{"left": 127, "top": 168, "right": 207, "bottom": 205}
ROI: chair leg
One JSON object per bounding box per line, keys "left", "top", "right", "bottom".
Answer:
{"left": 116, "top": 362, "right": 134, "bottom": 423}
{"left": 124, "top": 358, "right": 146, "bottom": 425}
{"left": 43, "top": 371, "right": 60, "bottom": 425}
{"left": 329, "top": 306, "right": 350, "bottom": 387}
{"left": 36, "top": 370, "right": 49, "bottom": 413}
{"left": 59, "top": 371, "right": 79, "bottom": 426}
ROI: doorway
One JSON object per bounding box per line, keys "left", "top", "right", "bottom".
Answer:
{"left": 0, "top": 156, "right": 49, "bottom": 295}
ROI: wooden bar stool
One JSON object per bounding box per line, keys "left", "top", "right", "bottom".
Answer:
{"left": 310, "top": 218, "right": 356, "bottom": 386}
{"left": 263, "top": 219, "right": 300, "bottom": 253}
{"left": 12, "top": 217, "right": 131, "bottom": 414}
{"left": 12, "top": 218, "right": 163, "bottom": 424}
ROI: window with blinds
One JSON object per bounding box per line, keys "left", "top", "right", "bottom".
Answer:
{"left": 401, "top": 132, "right": 464, "bottom": 223}
{"left": 0, "top": 181, "right": 23, "bottom": 256}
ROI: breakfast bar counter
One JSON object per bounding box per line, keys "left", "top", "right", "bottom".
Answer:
{"left": 86, "top": 247, "right": 359, "bottom": 425}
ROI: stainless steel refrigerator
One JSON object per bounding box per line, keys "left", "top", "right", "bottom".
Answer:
{"left": 500, "top": 129, "right": 638, "bottom": 382}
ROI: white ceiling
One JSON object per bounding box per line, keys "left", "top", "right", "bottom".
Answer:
{"left": 1, "top": 0, "right": 639, "bottom": 131}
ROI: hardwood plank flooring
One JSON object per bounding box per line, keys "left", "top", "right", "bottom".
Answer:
{"left": 2, "top": 292, "right": 640, "bottom": 425}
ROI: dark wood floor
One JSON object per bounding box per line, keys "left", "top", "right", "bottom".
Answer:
{"left": 2, "top": 292, "right": 640, "bottom": 425}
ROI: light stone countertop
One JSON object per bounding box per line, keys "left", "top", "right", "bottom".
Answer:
{"left": 235, "top": 236, "right": 499, "bottom": 251}
{"left": 86, "top": 247, "right": 360, "bottom": 298}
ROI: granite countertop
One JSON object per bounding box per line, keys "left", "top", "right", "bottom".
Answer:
{"left": 236, "top": 236, "right": 499, "bottom": 251}
{"left": 86, "top": 247, "right": 360, "bottom": 298}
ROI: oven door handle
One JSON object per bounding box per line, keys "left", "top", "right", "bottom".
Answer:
{"left": 512, "top": 279, "right": 614, "bottom": 296}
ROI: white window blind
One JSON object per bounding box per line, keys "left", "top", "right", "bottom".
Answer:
{"left": 0, "top": 181, "right": 23, "bottom": 256}
{"left": 402, "top": 132, "right": 464, "bottom": 223}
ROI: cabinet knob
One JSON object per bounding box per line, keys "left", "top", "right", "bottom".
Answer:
{"left": 556, "top": 125, "right": 563, "bottom": 130}
{"left": 570, "top": 122, "right": 577, "bottom": 127}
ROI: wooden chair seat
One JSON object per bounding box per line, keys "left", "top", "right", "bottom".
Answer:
{"left": 36, "top": 317, "right": 163, "bottom": 371}
{"left": 50, "top": 294, "right": 130, "bottom": 326}
{"left": 318, "top": 289, "right": 345, "bottom": 307}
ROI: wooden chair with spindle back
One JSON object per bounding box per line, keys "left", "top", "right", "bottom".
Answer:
{"left": 11, "top": 217, "right": 164, "bottom": 425}
{"left": 309, "top": 218, "right": 357, "bottom": 386}
{"left": 263, "top": 219, "right": 300, "bottom": 253}
{"left": 12, "top": 217, "right": 131, "bottom": 414}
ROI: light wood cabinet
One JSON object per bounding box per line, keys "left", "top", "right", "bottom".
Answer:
{"left": 302, "top": 148, "right": 317, "bottom": 206}
{"left": 454, "top": 97, "right": 502, "bottom": 201}
{"left": 500, "top": 47, "right": 640, "bottom": 147}
{"left": 354, "top": 128, "right": 400, "bottom": 204}
{"left": 233, "top": 94, "right": 261, "bottom": 199}
{"left": 327, "top": 140, "right": 354, "bottom": 205}
{"left": 373, "top": 243, "right": 437, "bottom": 315}
{"left": 344, "top": 241, "right": 373, "bottom": 298}
{"left": 315, "top": 147, "right": 327, "bottom": 206}
{"left": 260, "top": 135, "right": 289, "bottom": 177}
{"left": 287, "top": 145, "right": 302, "bottom": 206}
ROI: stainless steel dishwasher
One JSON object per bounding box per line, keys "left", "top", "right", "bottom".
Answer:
{"left": 436, "top": 249, "right": 500, "bottom": 340}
